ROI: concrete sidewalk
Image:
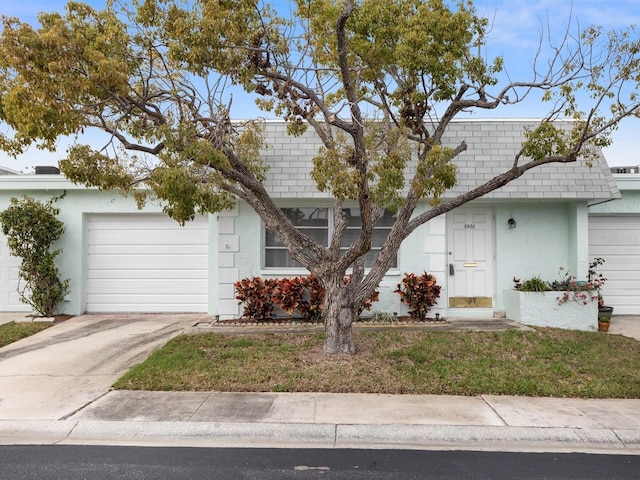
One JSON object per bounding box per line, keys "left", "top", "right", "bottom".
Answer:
{"left": 1, "top": 392, "right": 639, "bottom": 453}
{"left": 0, "top": 314, "right": 639, "bottom": 453}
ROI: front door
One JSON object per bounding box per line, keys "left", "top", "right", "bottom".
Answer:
{"left": 447, "top": 208, "right": 494, "bottom": 308}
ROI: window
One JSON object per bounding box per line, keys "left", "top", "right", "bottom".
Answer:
{"left": 264, "top": 207, "right": 397, "bottom": 269}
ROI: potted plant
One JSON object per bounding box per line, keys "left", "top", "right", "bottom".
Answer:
{"left": 597, "top": 315, "right": 611, "bottom": 332}
{"left": 589, "top": 257, "right": 613, "bottom": 329}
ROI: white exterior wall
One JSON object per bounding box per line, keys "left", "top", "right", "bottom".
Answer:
{"left": 0, "top": 176, "right": 215, "bottom": 315}
{"left": 0, "top": 175, "right": 597, "bottom": 318}
{"left": 493, "top": 201, "right": 589, "bottom": 311}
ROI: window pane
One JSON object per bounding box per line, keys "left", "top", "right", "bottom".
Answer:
{"left": 284, "top": 208, "right": 328, "bottom": 227}
{"left": 265, "top": 230, "right": 282, "bottom": 247}
{"left": 301, "top": 228, "right": 329, "bottom": 245}
{"left": 266, "top": 228, "right": 328, "bottom": 247}
{"left": 341, "top": 229, "right": 361, "bottom": 246}
{"left": 342, "top": 208, "right": 397, "bottom": 228}
{"left": 371, "top": 229, "right": 391, "bottom": 246}
{"left": 265, "top": 249, "right": 303, "bottom": 268}
{"left": 343, "top": 208, "right": 362, "bottom": 227}
{"left": 377, "top": 210, "right": 397, "bottom": 227}
{"left": 339, "top": 248, "right": 397, "bottom": 269}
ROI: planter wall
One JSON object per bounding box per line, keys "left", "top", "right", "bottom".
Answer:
{"left": 504, "top": 289, "right": 597, "bottom": 331}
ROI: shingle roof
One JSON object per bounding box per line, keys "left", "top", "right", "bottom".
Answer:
{"left": 260, "top": 119, "right": 620, "bottom": 201}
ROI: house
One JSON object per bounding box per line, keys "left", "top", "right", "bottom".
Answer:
{"left": 0, "top": 120, "right": 624, "bottom": 318}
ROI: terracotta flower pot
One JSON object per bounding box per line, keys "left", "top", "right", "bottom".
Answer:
{"left": 598, "top": 321, "right": 610, "bottom": 332}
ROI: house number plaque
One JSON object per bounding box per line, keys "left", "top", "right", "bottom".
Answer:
{"left": 464, "top": 224, "right": 476, "bottom": 229}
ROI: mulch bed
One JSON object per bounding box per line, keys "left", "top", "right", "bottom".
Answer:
{"left": 213, "top": 316, "right": 446, "bottom": 326}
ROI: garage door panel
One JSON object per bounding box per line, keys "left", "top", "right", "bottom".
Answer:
{"left": 88, "top": 217, "right": 206, "bottom": 229}
{"left": 88, "top": 244, "right": 209, "bottom": 255}
{"left": 86, "top": 214, "right": 208, "bottom": 313}
{"left": 87, "top": 278, "right": 207, "bottom": 293}
{"left": 590, "top": 247, "right": 640, "bottom": 258}
{"left": 589, "top": 215, "right": 640, "bottom": 315}
{"left": 88, "top": 255, "right": 207, "bottom": 270}
{"left": 87, "top": 269, "right": 208, "bottom": 280}
{"left": 86, "top": 298, "right": 207, "bottom": 313}
{"left": 89, "top": 231, "right": 208, "bottom": 245}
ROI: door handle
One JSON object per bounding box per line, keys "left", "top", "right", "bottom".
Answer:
{"left": 449, "top": 264, "right": 455, "bottom": 276}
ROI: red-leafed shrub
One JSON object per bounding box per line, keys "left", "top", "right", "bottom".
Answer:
{"left": 272, "top": 276, "right": 306, "bottom": 316}
{"left": 299, "top": 275, "right": 325, "bottom": 321}
{"left": 234, "top": 276, "right": 277, "bottom": 320}
{"left": 394, "top": 272, "right": 441, "bottom": 321}
{"left": 235, "top": 274, "right": 380, "bottom": 321}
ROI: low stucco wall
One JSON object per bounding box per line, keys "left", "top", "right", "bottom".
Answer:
{"left": 504, "top": 289, "right": 597, "bottom": 331}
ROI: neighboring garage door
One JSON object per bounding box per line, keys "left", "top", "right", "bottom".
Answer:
{"left": 86, "top": 214, "right": 209, "bottom": 312}
{"left": 0, "top": 232, "right": 30, "bottom": 312}
{"left": 589, "top": 216, "right": 640, "bottom": 315}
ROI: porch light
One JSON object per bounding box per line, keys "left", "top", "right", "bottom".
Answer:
{"left": 508, "top": 217, "right": 516, "bottom": 229}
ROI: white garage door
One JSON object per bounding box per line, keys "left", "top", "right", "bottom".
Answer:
{"left": 86, "top": 214, "right": 209, "bottom": 312}
{"left": 0, "top": 233, "right": 30, "bottom": 312}
{"left": 589, "top": 216, "right": 640, "bottom": 315}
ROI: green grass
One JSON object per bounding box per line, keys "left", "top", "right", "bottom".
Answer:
{"left": 114, "top": 328, "right": 640, "bottom": 398}
{"left": 0, "top": 321, "right": 53, "bottom": 348}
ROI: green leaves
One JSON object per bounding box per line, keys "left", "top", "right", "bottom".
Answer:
{"left": 522, "top": 122, "right": 570, "bottom": 162}
{"left": 60, "top": 145, "right": 134, "bottom": 190}
{"left": 0, "top": 4, "right": 133, "bottom": 152}
{"left": 0, "top": 196, "right": 70, "bottom": 316}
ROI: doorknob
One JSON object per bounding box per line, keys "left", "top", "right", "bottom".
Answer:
{"left": 449, "top": 264, "right": 455, "bottom": 276}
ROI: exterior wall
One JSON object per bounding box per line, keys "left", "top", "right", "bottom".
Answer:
{"left": 0, "top": 177, "right": 193, "bottom": 315}
{"left": 218, "top": 200, "right": 445, "bottom": 320}
{"left": 589, "top": 175, "right": 640, "bottom": 214}
{"left": 222, "top": 198, "right": 589, "bottom": 319}
{"left": 0, "top": 164, "right": 604, "bottom": 318}
{"left": 493, "top": 201, "right": 589, "bottom": 311}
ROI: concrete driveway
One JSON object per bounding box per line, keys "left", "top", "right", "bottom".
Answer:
{"left": 0, "top": 314, "right": 204, "bottom": 421}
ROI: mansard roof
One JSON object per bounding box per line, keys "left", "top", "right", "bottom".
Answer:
{"left": 259, "top": 119, "right": 619, "bottom": 201}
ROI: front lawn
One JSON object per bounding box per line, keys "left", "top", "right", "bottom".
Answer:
{"left": 0, "top": 321, "right": 53, "bottom": 348}
{"left": 114, "top": 328, "right": 640, "bottom": 398}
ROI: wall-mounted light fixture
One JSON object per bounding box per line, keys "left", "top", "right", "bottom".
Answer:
{"left": 508, "top": 217, "right": 517, "bottom": 229}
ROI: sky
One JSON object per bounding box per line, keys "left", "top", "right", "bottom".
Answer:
{"left": 1, "top": 0, "right": 639, "bottom": 172}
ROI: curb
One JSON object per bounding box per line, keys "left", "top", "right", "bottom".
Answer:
{"left": 1, "top": 420, "right": 639, "bottom": 453}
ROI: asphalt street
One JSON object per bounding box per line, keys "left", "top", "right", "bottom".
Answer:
{"left": 1, "top": 446, "right": 639, "bottom": 480}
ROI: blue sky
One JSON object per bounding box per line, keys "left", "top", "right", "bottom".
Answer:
{"left": 1, "top": 0, "right": 639, "bottom": 171}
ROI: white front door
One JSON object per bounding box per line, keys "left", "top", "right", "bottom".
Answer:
{"left": 447, "top": 208, "right": 494, "bottom": 308}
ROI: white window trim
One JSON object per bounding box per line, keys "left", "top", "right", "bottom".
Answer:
{"left": 261, "top": 206, "right": 399, "bottom": 272}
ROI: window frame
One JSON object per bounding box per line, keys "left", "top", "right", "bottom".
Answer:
{"left": 262, "top": 206, "right": 399, "bottom": 271}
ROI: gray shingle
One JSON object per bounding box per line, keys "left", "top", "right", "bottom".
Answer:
{"left": 259, "top": 119, "right": 619, "bottom": 201}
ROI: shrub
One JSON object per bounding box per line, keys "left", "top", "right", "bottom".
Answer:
{"left": 234, "top": 276, "right": 277, "bottom": 320}
{"left": 299, "top": 275, "right": 325, "bottom": 321}
{"left": 394, "top": 272, "right": 441, "bottom": 321}
{"left": 0, "top": 195, "right": 70, "bottom": 317}
{"left": 272, "top": 276, "right": 306, "bottom": 316}
{"left": 235, "top": 274, "right": 379, "bottom": 321}
{"left": 518, "top": 276, "right": 549, "bottom": 292}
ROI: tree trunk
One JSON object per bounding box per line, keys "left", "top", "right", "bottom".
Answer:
{"left": 322, "top": 279, "right": 357, "bottom": 354}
